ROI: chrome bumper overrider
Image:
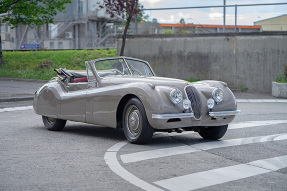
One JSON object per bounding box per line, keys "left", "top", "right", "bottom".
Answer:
{"left": 152, "top": 113, "right": 194, "bottom": 119}
{"left": 209, "top": 110, "right": 241, "bottom": 117}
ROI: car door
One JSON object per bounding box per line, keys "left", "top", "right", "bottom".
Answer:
{"left": 60, "top": 63, "right": 95, "bottom": 122}
{"left": 85, "top": 58, "right": 128, "bottom": 128}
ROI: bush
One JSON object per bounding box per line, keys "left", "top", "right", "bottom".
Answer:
{"left": 187, "top": 77, "right": 200, "bottom": 82}
{"left": 275, "top": 66, "right": 287, "bottom": 83}
{"left": 177, "top": 30, "right": 190, "bottom": 34}
{"left": 163, "top": 29, "right": 174, "bottom": 34}
{"left": 276, "top": 74, "right": 287, "bottom": 83}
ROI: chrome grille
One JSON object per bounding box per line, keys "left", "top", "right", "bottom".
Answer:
{"left": 185, "top": 86, "right": 203, "bottom": 119}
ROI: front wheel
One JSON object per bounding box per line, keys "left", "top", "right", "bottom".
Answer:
{"left": 123, "top": 98, "right": 154, "bottom": 144}
{"left": 42, "top": 116, "right": 66, "bottom": 131}
{"left": 198, "top": 125, "right": 228, "bottom": 140}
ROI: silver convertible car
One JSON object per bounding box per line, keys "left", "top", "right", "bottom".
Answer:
{"left": 33, "top": 57, "right": 240, "bottom": 144}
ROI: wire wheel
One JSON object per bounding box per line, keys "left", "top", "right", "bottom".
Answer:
{"left": 42, "top": 116, "right": 66, "bottom": 131}
{"left": 122, "top": 98, "right": 154, "bottom": 144}
{"left": 125, "top": 105, "right": 142, "bottom": 137}
{"left": 46, "top": 117, "right": 56, "bottom": 125}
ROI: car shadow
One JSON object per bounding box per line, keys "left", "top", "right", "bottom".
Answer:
{"left": 35, "top": 121, "right": 218, "bottom": 146}
{"left": 35, "top": 122, "right": 125, "bottom": 142}
{"left": 66, "top": 125, "right": 126, "bottom": 141}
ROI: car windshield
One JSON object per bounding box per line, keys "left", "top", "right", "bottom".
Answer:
{"left": 94, "top": 58, "right": 154, "bottom": 78}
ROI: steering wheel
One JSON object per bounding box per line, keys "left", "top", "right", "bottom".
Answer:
{"left": 113, "top": 69, "right": 124, "bottom": 75}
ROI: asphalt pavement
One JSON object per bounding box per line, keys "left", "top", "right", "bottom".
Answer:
{"left": 1, "top": 78, "right": 287, "bottom": 191}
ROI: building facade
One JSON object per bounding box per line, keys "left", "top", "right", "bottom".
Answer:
{"left": 254, "top": 14, "right": 287, "bottom": 32}
{"left": 1, "top": 0, "right": 123, "bottom": 50}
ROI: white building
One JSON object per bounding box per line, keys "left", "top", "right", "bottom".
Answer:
{"left": 1, "top": 0, "right": 123, "bottom": 50}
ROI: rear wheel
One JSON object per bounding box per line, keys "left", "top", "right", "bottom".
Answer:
{"left": 123, "top": 98, "right": 154, "bottom": 144}
{"left": 198, "top": 125, "right": 228, "bottom": 140}
{"left": 42, "top": 116, "right": 66, "bottom": 131}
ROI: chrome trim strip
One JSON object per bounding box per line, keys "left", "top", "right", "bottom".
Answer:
{"left": 209, "top": 110, "right": 241, "bottom": 117}
{"left": 152, "top": 113, "right": 194, "bottom": 119}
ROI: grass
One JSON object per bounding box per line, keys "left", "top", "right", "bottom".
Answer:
{"left": 241, "top": 87, "right": 248, "bottom": 92}
{"left": 0, "top": 49, "right": 117, "bottom": 80}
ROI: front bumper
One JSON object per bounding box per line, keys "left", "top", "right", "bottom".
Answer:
{"left": 152, "top": 113, "right": 194, "bottom": 119}
{"left": 152, "top": 110, "right": 240, "bottom": 119}
{"left": 209, "top": 110, "right": 241, "bottom": 117}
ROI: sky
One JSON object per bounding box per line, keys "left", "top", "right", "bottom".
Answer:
{"left": 139, "top": 0, "right": 287, "bottom": 26}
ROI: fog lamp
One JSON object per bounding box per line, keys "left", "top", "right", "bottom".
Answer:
{"left": 207, "top": 98, "right": 215, "bottom": 109}
{"left": 183, "top": 99, "right": 191, "bottom": 110}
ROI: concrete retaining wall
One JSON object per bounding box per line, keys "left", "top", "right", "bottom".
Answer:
{"left": 117, "top": 33, "right": 287, "bottom": 92}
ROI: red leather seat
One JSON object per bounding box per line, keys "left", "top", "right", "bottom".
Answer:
{"left": 74, "top": 77, "right": 88, "bottom": 83}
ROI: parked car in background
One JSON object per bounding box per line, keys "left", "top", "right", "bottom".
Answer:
{"left": 33, "top": 57, "right": 240, "bottom": 144}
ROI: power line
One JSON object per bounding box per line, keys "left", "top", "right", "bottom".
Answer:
{"left": 142, "top": 2, "right": 287, "bottom": 11}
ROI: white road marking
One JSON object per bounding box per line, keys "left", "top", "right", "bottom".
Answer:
{"left": 0, "top": 106, "right": 33, "bottom": 113}
{"left": 229, "top": 120, "right": 287, "bottom": 129}
{"left": 121, "top": 133, "right": 287, "bottom": 163}
{"left": 105, "top": 120, "right": 287, "bottom": 191}
{"left": 104, "top": 141, "right": 164, "bottom": 191}
{"left": 153, "top": 120, "right": 287, "bottom": 138}
{"left": 154, "top": 155, "right": 287, "bottom": 191}
{"left": 237, "top": 99, "right": 287, "bottom": 103}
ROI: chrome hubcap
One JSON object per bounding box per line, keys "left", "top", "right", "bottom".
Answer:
{"left": 125, "top": 105, "right": 141, "bottom": 137}
{"left": 46, "top": 117, "right": 56, "bottom": 125}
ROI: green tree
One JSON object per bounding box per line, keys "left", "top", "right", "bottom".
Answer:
{"left": 179, "top": 18, "right": 186, "bottom": 24}
{"left": 0, "top": 0, "right": 71, "bottom": 65}
{"left": 100, "top": 0, "right": 141, "bottom": 56}
{"left": 134, "top": 3, "right": 145, "bottom": 23}
{"left": 152, "top": 18, "right": 158, "bottom": 23}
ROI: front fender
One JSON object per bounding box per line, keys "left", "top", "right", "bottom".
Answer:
{"left": 33, "top": 81, "right": 63, "bottom": 118}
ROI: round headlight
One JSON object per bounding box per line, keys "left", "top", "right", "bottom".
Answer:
{"left": 212, "top": 87, "right": 224, "bottom": 103}
{"left": 207, "top": 98, "right": 215, "bottom": 109}
{"left": 170, "top": 89, "right": 183, "bottom": 104}
{"left": 183, "top": 99, "right": 191, "bottom": 110}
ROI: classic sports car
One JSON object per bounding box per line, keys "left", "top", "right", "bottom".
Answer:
{"left": 33, "top": 57, "right": 240, "bottom": 144}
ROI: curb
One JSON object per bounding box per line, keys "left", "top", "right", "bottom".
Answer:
{"left": 0, "top": 77, "right": 49, "bottom": 83}
{"left": 0, "top": 97, "right": 34, "bottom": 102}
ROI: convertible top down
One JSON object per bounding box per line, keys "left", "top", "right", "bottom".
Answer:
{"left": 34, "top": 57, "right": 240, "bottom": 144}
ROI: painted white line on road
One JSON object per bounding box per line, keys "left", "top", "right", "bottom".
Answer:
{"left": 121, "top": 133, "right": 287, "bottom": 163}
{"left": 229, "top": 120, "right": 287, "bottom": 130}
{"left": 104, "top": 141, "right": 164, "bottom": 191}
{"left": 105, "top": 120, "right": 287, "bottom": 191}
{"left": 237, "top": 99, "right": 287, "bottom": 103}
{"left": 153, "top": 120, "right": 287, "bottom": 139}
{"left": 154, "top": 155, "right": 287, "bottom": 191}
{"left": 0, "top": 106, "right": 33, "bottom": 113}
{"left": 249, "top": 155, "right": 287, "bottom": 171}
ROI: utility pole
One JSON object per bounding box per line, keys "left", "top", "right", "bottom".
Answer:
{"left": 223, "top": 0, "right": 226, "bottom": 32}
{"left": 235, "top": 4, "right": 237, "bottom": 32}
{"left": 135, "top": 14, "right": 138, "bottom": 34}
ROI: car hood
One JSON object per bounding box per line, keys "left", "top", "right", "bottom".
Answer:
{"left": 103, "top": 76, "right": 190, "bottom": 89}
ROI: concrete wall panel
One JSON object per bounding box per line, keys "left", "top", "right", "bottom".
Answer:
{"left": 118, "top": 33, "right": 287, "bottom": 92}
